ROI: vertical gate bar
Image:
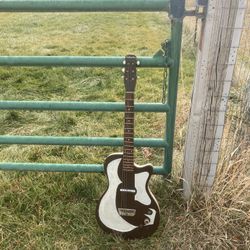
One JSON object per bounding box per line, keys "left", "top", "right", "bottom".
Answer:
{"left": 163, "top": 0, "right": 185, "bottom": 175}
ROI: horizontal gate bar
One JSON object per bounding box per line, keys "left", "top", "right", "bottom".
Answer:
{"left": 0, "top": 163, "right": 168, "bottom": 175}
{"left": 0, "top": 101, "right": 170, "bottom": 112}
{"left": 0, "top": 56, "right": 168, "bottom": 68}
{"left": 0, "top": 136, "right": 167, "bottom": 147}
{"left": 0, "top": 0, "right": 170, "bottom": 12}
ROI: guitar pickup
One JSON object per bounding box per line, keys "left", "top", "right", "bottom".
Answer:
{"left": 118, "top": 208, "right": 136, "bottom": 217}
{"left": 120, "top": 188, "right": 136, "bottom": 194}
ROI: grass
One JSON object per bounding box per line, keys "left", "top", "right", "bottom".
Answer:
{"left": 0, "top": 12, "right": 249, "bottom": 249}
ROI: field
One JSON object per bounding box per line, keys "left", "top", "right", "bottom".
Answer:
{"left": 0, "top": 12, "right": 249, "bottom": 249}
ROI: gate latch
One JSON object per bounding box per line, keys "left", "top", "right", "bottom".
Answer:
{"left": 184, "top": 0, "right": 208, "bottom": 19}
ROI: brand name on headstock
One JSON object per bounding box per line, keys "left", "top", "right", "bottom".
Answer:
{"left": 123, "top": 55, "right": 138, "bottom": 92}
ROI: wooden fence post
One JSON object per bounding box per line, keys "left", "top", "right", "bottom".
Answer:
{"left": 183, "top": 0, "right": 247, "bottom": 199}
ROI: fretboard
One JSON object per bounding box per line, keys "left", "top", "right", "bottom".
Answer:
{"left": 123, "top": 91, "right": 135, "bottom": 171}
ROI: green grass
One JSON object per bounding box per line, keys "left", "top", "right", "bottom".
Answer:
{"left": 0, "top": 12, "right": 249, "bottom": 249}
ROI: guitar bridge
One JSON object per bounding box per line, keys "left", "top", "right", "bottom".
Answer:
{"left": 118, "top": 208, "right": 136, "bottom": 217}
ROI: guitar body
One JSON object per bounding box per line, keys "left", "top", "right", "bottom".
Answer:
{"left": 96, "top": 153, "right": 160, "bottom": 239}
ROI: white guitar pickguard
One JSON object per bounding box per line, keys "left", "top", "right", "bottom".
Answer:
{"left": 98, "top": 157, "right": 137, "bottom": 232}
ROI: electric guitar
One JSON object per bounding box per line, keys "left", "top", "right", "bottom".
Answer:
{"left": 96, "top": 55, "right": 160, "bottom": 239}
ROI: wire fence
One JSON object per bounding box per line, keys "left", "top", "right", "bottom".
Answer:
{"left": 213, "top": 3, "right": 250, "bottom": 200}
{"left": 217, "top": 0, "right": 250, "bottom": 174}
{"left": 181, "top": 0, "right": 249, "bottom": 195}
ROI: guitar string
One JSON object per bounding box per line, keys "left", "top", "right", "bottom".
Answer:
{"left": 122, "top": 56, "right": 136, "bottom": 211}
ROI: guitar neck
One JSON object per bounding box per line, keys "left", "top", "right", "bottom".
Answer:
{"left": 122, "top": 55, "right": 137, "bottom": 171}
{"left": 123, "top": 91, "right": 135, "bottom": 169}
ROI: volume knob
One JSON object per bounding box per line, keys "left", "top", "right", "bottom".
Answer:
{"left": 144, "top": 218, "right": 150, "bottom": 225}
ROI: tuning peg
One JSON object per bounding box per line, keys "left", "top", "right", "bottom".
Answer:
{"left": 123, "top": 60, "right": 126, "bottom": 65}
{"left": 122, "top": 68, "right": 125, "bottom": 73}
{"left": 137, "top": 60, "right": 141, "bottom": 66}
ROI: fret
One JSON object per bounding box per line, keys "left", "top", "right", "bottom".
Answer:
{"left": 123, "top": 150, "right": 134, "bottom": 153}
{"left": 121, "top": 169, "right": 134, "bottom": 172}
{"left": 124, "top": 151, "right": 133, "bottom": 155}
{"left": 123, "top": 159, "right": 134, "bottom": 162}
{"left": 122, "top": 164, "right": 134, "bottom": 167}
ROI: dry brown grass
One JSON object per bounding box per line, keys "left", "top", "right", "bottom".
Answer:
{"left": 174, "top": 2, "right": 250, "bottom": 248}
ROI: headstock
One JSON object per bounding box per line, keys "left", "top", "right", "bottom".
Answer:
{"left": 123, "top": 55, "right": 138, "bottom": 92}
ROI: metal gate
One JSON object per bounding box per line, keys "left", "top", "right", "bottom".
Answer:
{"left": 0, "top": 0, "right": 184, "bottom": 175}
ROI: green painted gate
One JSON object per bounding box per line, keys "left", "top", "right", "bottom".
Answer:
{"left": 0, "top": 0, "right": 185, "bottom": 176}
